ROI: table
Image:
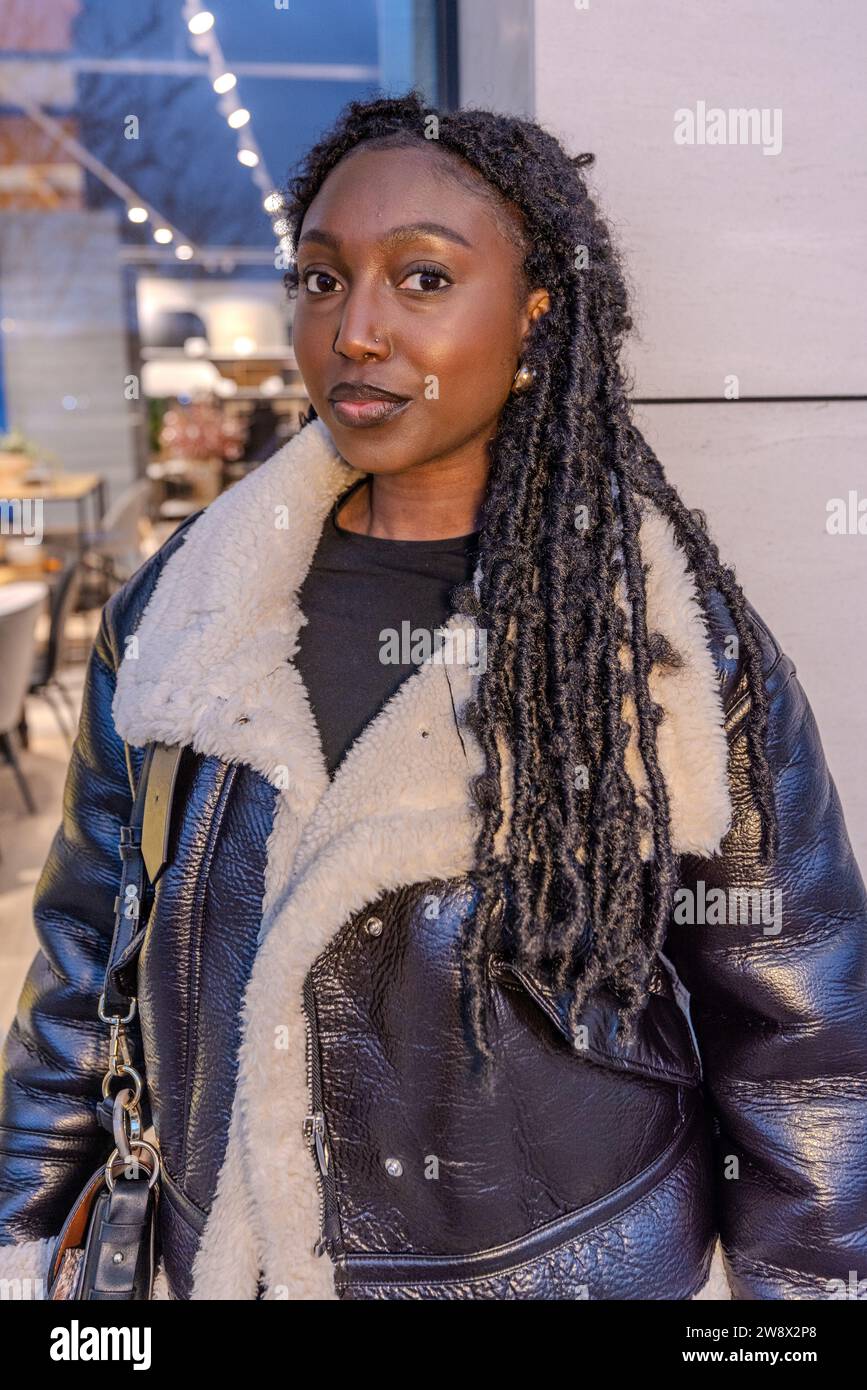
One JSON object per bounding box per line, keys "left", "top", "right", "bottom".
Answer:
{"left": 0, "top": 473, "right": 106, "bottom": 555}
{"left": 0, "top": 560, "right": 63, "bottom": 587}
{"left": 0, "top": 580, "right": 50, "bottom": 616}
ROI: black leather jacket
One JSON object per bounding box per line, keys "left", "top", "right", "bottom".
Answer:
{"left": 2, "top": 504, "right": 866, "bottom": 1301}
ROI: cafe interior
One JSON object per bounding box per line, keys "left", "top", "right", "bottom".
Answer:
{"left": 0, "top": 0, "right": 445, "bottom": 1030}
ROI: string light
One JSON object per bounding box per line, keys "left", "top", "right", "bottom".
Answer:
{"left": 187, "top": 10, "right": 214, "bottom": 34}
{"left": 181, "top": 0, "right": 276, "bottom": 226}
{"left": 179, "top": 0, "right": 298, "bottom": 276}
{"left": 180, "top": 0, "right": 295, "bottom": 270}
{"left": 8, "top": 81, "right": 234, "bottom": 272}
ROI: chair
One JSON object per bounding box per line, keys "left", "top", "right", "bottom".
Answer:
{"left": 0, "top": 582, "right": 48, "bottom": 814}
{"left": 22, "top": 558, "right": 84, "bottom": 747}
{"left": 81, "top": 479, "right": 152, "bottom": 598}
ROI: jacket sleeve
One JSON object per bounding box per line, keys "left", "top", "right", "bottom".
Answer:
{"left": 0, "top": 594, "right": 145, "bottom": 1289}
{"left": 664, "top": 603, "right": 867, "bottom": 1299}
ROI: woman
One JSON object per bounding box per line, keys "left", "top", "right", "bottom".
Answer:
{"left": 1, "top": 92, "right": 866, "bottom": 1302}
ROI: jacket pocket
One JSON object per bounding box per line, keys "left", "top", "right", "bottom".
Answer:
{"left": 335, "top": 1090, "right": 713, "bottom": 1298}
{"left": 487, "top": 951, "right": 703, "bottom": 1087}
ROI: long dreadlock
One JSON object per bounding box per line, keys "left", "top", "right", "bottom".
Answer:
{"left": 279, "top": 91, "right": 778, "bottom": 1073}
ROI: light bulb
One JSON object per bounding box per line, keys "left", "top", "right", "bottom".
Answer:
{"left": 188, "top": 12, "right": 215, "bottom": 35}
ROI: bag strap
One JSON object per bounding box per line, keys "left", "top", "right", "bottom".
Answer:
{"left": 100, "top": 743, "right": 156, "bottom": 1017}
{"left": 48, "top": 742, "right": 189, "bottom": 1297}
{"left": 101, "top": 742, "right": 187, "bottom": 1015}
{"left": 95, "top": 741, "right": 187, "bottom": 1142}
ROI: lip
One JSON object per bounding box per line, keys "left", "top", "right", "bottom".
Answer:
{"left": 329, "top": 397, "right": 412, "bottom": 429}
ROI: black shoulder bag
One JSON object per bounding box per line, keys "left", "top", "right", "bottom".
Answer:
{"left": 46, "top": 741, "right": 187, "bottom": 1300}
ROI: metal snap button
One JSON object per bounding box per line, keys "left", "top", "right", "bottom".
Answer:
{"left": 384, "top": 1157, "right": 403, "bottom": 1178}
{"left": 364, "top": 916, "right": 383, "bottom": 937}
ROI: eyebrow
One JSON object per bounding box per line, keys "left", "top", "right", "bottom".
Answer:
{"left": 296, "top": 221, "right": 474, "bottom": 253}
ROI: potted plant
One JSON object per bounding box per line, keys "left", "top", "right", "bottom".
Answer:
{"left": 0, "top": 428, "right": 56, "bottom": 488}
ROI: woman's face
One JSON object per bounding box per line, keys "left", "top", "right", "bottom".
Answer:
{"left": 292, "top": 144, "right": 549, "bottom": 476}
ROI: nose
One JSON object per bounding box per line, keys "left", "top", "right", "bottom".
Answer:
{"left": 331, "top": 286, "right": 390, "bottom": 362}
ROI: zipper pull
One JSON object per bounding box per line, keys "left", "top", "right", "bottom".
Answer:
{"left": 302, "top": 1111, "right": 330, "bottom": 1175}
{"left": 313, "top": 1213, "right": 341, "bottom": 1258}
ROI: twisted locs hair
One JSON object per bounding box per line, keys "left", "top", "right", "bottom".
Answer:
{"left": 280, "top": 91, "right": 778, "bottom": 1076}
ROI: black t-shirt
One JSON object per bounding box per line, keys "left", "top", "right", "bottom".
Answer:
{"left": 294, "top": 477, "right": 480, "bottom": 778}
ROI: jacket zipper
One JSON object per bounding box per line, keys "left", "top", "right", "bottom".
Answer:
{"left": 301, "top": 970, "right": 343, "bottom": 1259}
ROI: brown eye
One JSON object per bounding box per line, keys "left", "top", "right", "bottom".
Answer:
{"left": 399, "top": 264, "right": 452, "bottom": 293}
{"left": 304, "top": 270, "right": 343, "bottom": 295}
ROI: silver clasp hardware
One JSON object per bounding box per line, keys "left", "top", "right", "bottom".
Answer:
{"left": 107, "top": 1014, "right": 134, "bottom": 1077}
{"left": 98, "top": 993, "right": 136, "bottom": 1026}
{"left": 104, "top": 1140, "right": 160, "bottom": 1192}
{"left": 97, "top": 995, "right": 143, "bottom": 1103}
{"left": 302, "top": 1111, "right": 331, "bottom": 1175}
{"left": 111, "top": 1085, "right": 142, "bottom": 1163}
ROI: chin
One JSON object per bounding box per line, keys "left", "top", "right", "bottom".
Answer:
{"left": 326, "top": 426, "right": 425, "bottom": 474}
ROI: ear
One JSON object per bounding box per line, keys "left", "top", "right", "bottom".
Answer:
{"left": 529, "top": 288, "right": 551, "bottom": 319}
{"left": 520, "top": 287, "right": 551, "bottom": 348}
